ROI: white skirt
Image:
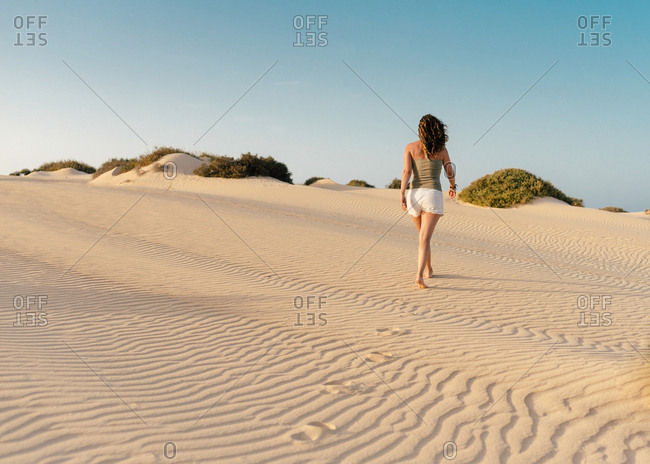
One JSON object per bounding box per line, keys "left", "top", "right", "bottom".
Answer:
{"left": 406, "top": 188, "right": 444, "bottom": 217}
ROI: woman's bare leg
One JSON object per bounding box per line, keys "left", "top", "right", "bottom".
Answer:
{"left": 416, "top": 213, "right": 441, "bottom": 288}
{"left": 410, "top": 215, "right": 433, "bottom": 278}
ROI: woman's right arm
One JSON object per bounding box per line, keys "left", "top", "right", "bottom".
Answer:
{"left": 400, "top": 146, "right": 412, "bottom": 211}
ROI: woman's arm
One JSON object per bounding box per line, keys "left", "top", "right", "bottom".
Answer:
{"left": 442, "top": 147, "right": 457, "bottom": 199}
{"left": 400, "top": 146, "right": 412, "bottom": 211}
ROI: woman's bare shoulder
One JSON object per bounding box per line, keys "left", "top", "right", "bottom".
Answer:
{"left": 404, "top": 140, "right": 422, "bottom": 154}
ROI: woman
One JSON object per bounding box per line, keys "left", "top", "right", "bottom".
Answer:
{"left": 400, "top": 114, "right": 457, "bottom": 288}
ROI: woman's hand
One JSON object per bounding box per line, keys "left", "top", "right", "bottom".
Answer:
{"left": 400, "top": 193, "right": 407, "bottom": 211}
{"left": 448, "top": 187, "right": 457, "bottom": 199}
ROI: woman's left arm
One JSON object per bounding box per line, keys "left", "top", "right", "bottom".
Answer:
{"left": 442, "top": 147, "right": 457, "bottom": 199}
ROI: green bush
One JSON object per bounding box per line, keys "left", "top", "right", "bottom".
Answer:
{"left": 599, "top": 206, "right": 627, "bottom": 213}
{"left": 93, "top": 158, "right": 135, "bottom": 178}
{"left": 458, "top": 168, "right": 582, "bottom": 208}
{"left": 304, "top": 176, "right": 324, "bottom": 186}
{"left": 197, "top": 152, "right": 218, "bottom": 162}
{"left": 194, "top": 152, "right": 293, "bottom": 183}
{"left": 36, "top": 159, "right": 96, "bottom": 174}
{"left": 194, "top": 155, "right": 241, "bottom": 178}
{"left": 386, "top": 178, "right": 401, "bottom": 189}
{"left": 9, "top": 168, "right": 32, "bottom": 176}
{"left": 347, "top": 179, "right": 375, "bottom": 188}
{"left": 133, "top": 146, "right": 197, "bottom": 170}
{"left": 645, "top": 209, "right": 650, "bottom": 215}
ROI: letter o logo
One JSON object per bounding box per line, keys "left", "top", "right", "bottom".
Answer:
{"left": 163, "top": 161, "right": 177, "bottom": 180}
{"left": 163, "top": 441, "right": 176, "bottom": 459}
{"left": 577, "top": 16, "right": 588, "bottom": 29}
{"left": 576, "top": 295, "right": 589, "bottom": 310}
{"left": 13, "top": 295, "right": 24, "bottom": 310}
{"left": 443, "top": 441, "right": 457, "bottom": 459}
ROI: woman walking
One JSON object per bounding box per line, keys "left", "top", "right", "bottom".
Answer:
{"left": 400, "top": 114, "right": 457, "bottom": 288}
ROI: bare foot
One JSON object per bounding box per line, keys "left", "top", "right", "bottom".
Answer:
{"left": 424, "top": 269, "right": 434, "bottom": 278}
{"left": 415, "top": 278, "right": 428, "bottom": 288}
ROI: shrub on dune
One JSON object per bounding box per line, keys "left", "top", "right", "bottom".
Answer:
{"left": 645, "top": 209, "right": 650, "bottom": 215}
{"left": 93, "top": 158, "right": 136, "bottom": 178}
{"left": 304, "top": 176, "right": 324, "bottom": 185}
{"left": 599, "top": 206, "right": 627, "bottom": 213}
{"left": 387, "top": 178, "right": 401, "bottom": 189}
{"left": 9, "top": 168, "right": 32, "bottom": 176}
{"left": 134, "top": 146, "right": 197, "bottom": 170}
{"left": 194, "top": 155, "right": 242, "bottom": 178}
{"left": 242, "top": 153, "right": 292, "bottom": 183}
{"left": 458, "top": 168, "right": 582, "bottom": 208}
{"left": 31, "top": 159, "right": 96, "bottom": 174}
{"left": 347, "top": 179, "right": 375, "bottom": 188}
{"left": 194, "top": 152, "right": 293, "bottom": 183}
{"left": 197, "top": 152, "right": 218, "bottom": 162}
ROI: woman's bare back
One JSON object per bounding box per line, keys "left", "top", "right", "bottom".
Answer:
{"left": 406, "top": 140, "right": 446, "bottom": 160}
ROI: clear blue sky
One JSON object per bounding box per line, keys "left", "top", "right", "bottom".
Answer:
{"left": 1, "top": 0, "right": 648, "bottom": 211}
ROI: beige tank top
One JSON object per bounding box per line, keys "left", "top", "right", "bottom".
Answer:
{"left": 410, "top": 157, "right": 442, "bottom": 191}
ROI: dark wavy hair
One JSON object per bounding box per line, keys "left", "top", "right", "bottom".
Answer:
{"left": 418, "top": 114, "right": 448, "bottom": 159}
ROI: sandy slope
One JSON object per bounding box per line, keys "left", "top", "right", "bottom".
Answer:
{"left": 1, "top": 157, "right": 649, "bottom": 463}
{"left": 25, "top": 167, "right": 92, "bottom": 181}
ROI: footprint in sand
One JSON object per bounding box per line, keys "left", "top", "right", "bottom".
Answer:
{"left": 365, "top": 351, "right": 395, "bottom": 362}
{"left": 323, "top": 380, "right": 370, "bottom": 395}
{"left": 290, "top": 421, "right": 337, "bottom": 442}
{"left": 376, "top": 327, "right": 411, "bottom": 337}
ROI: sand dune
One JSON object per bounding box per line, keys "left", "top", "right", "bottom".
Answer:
{"left": 25, "top": 167, "right": 92, "bottom": 181}
{"left": 309, "top": 178, "right": 362, "bottom": 191}
{"left": 1, "top": 164, "right": 649, "bottom": 463}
